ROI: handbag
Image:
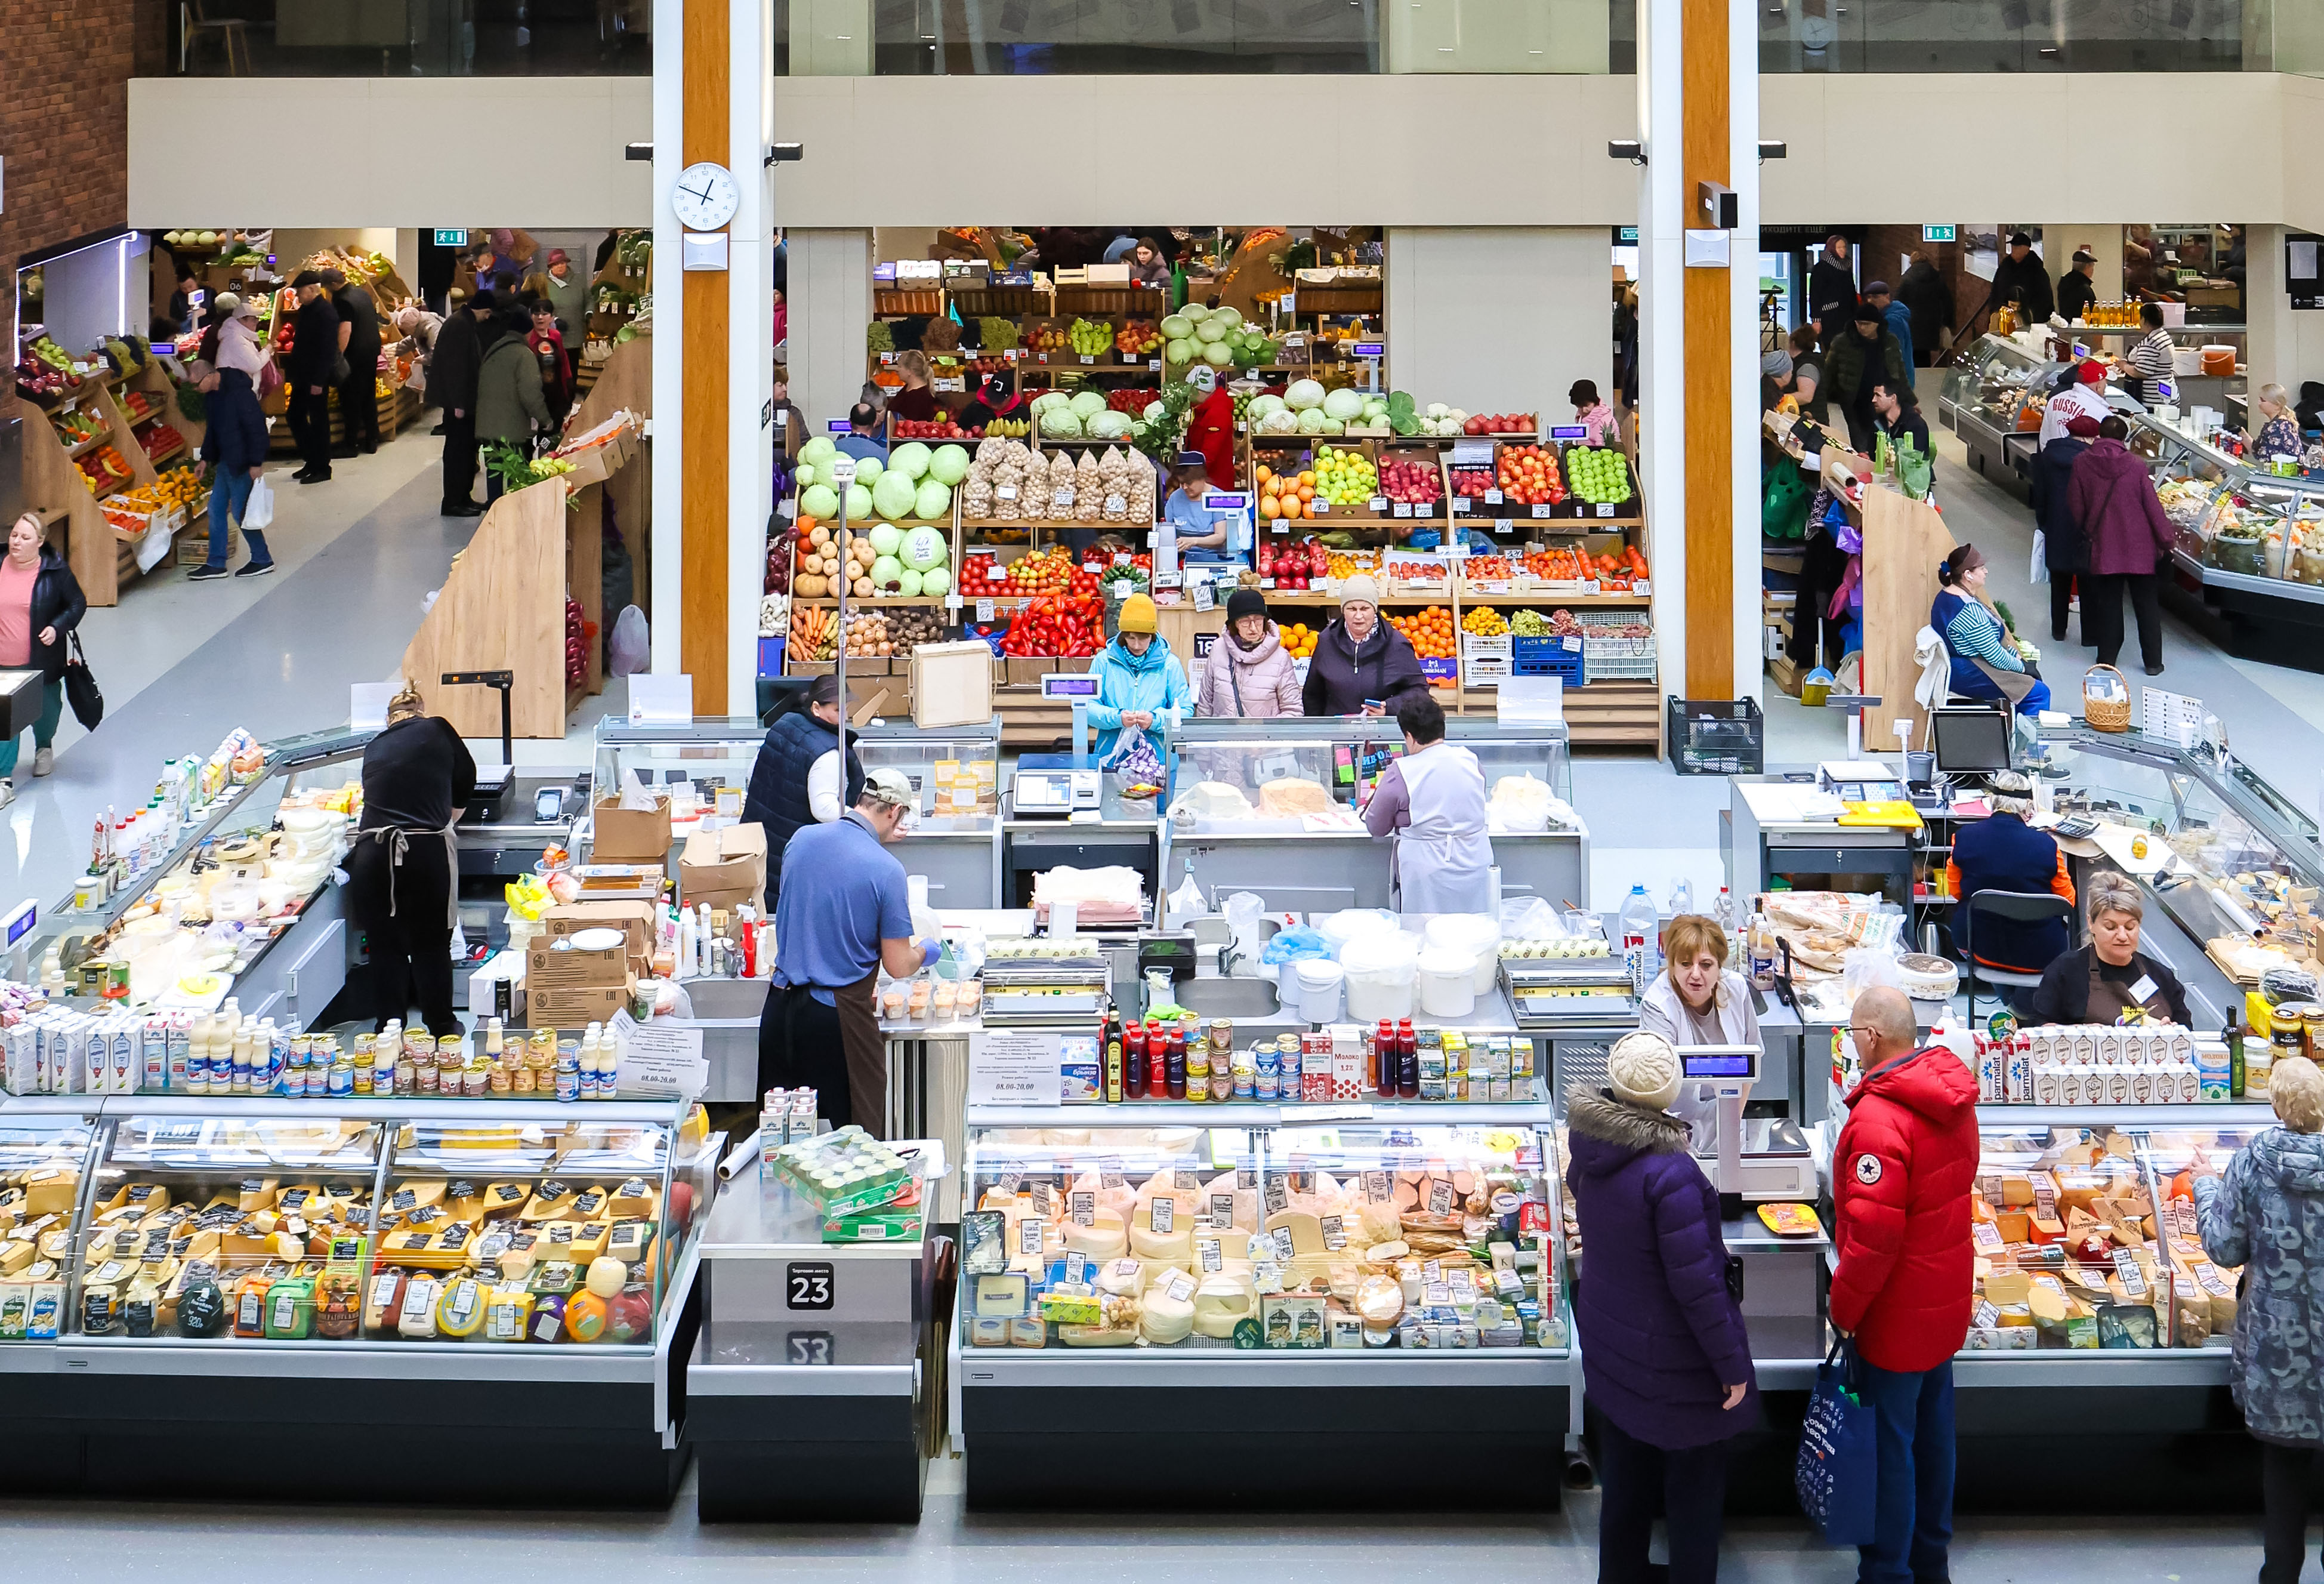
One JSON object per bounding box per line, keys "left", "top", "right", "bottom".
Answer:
{"left": 63, "top": 632, "right": 103, "bottom": 731}
{"left": 1795, "top": 1336, "right": 1879, "bottom": 1546}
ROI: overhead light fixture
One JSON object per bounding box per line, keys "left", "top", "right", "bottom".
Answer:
{"left": 1608, "top": 140, "right": 1646, "bottom": 165}
{"left": 624, "top": 142, "right": 653, "bottom": 161}
{"left": 1758, "top": 139, "right": 1787, "bottom": 159}
{"left": 766, "top": 143, "right": 804, "bottom": 165}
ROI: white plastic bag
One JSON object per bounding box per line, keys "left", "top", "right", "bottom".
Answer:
{"left": 609, "top": 605, "right": 650, "bottom": 676}
{"left": 2030, "top": 530, "right": 2050, "bottom": 584}
{"left": 243, "top": 473, "right": 276, "bottom": 532}
{"left": 1498, "top": 896, "right": 1566, "bottom": 942}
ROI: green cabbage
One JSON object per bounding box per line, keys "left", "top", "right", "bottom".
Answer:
{"left": 1087, "top": 412, "right": 1132, "bottom": 439}
{"left": 1201, "top": 343, "right": 1233, "bottom": 367}
{"left": 1285, "top": 378, "right": 1326, "bottom": 411}
{"left": 871, "top": 554, "right": 904, "bottom": 588}
{"left": 852, "top": 455, "right": 884, "bottom": 486}
{"left": 1165, "top": 337, "right": 1197, "bottom": 365}
{"left": 896, "top": 568, "right": 925, "bottom": 597}
{"left": 928, "top": 444, "right": 970, "bottom": 485}
{"left": 800, "top": 436, "right": 837, "bottom": 467}
{"left": 1041, "top": 408, "right": 1085, "bottom": 438}
{"left": 844, "top": 483, "right": 874, "bottom": 520}
{"left": 1322, "top": 388, "right": 1366, "bottom": 422}
{"left": 1195, "top": 318, "right": 1229, "bottom": 344}
{"left": 921, "top": 566, "right": 952, "bottom": 596}
{"left": 902, "top": 525, "right": 949, "bottom": 571}
{"left": 913, "top": 479, "right": 952, "bottom": 519}
{"left": 1030, "top": 390, "right": 1072, "bottom": 415}
{"left": 1296, "top": 407, "right": 1329, "bottom": 434}
{"left": 868, "top": 522, "right": 904, "bottom": 556}
{"left": 1068, "top": 389, "right": 1107, "bottom": 420}
{"left": 800, "top": 483, "right": 840, "bottom": 519}
{"left": 888, "top": 440, "right": 932, "bottom": 480}
{"left": 1249, "top": 394, "right": 1287, "bottom": 420}
{"left": 871, "top": 471, "right": 917, "bottom": 520}
{"left": 1159, "top": 315, "right": 1194, "bottom": 340}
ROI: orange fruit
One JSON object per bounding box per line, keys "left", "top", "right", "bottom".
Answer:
{"left": 1255, "top": 465, "right": 1273, "bottom": 486}
{"left": 1297, "top": 484, "right": 1314, "bottom": 502}
{"left": 1298, "top": 470, "right": 1316, "bottom": 488}
{"left": 1260, "top": 495, "right": 1281, "bottom": 520}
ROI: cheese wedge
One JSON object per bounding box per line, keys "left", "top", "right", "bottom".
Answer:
{"left": 1192, "top": 1273, "right": 1255, "bottom": 1338}
{"left": 1265, "top": 1210, "right": 1326, "bottom": 1256}
{"left": 520, "top": 1182, "right": 580, "bottom": 1223}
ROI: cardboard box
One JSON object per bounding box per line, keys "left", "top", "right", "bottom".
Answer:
{"left": 680, "top": 822, "right": 767, "bottom": 911}
{"left": 591, "top": 794, "right": 672, "bottom": 862}
{"left": 527, "top": 937, "right": 632, "bottom": 989}
{"left": 526, "top": 981, "right": 633, "bottom": 1027}
{"left": 541, "top": 901, "right": 657, "bottom": 962}
{"left": 911, "top": 640, "right": 997, "bottom": 729}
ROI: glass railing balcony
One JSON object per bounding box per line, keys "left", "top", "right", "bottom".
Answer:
{"left": 157, "top": 0, "right": 650, "bottom": 76}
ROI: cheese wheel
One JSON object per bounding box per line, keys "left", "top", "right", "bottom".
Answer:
{"left": 1141, "top": 1286, "right": 1195, "bottom": 1345}
{"left": 1192, "top": 1274, "right": 1255, "bottom": 1338}
{"left": 436, "top": 1276, "right": 487, "bottom": 1337}
{"left": 564, "top": 1290, "right": 610, "bottom": 1342}
{"left": 1356, "top": 1274, "right": 1403, "bottom": 1326}
{"left": 1062, "top": 1211, "right": 1128, "bottom": 1261}
{"left": 1130, "top": 1224, "right": 1192, "bottom": 1263}
{"left": 1364, "top": 1240, "right": 1409, "bottom": 1268}
{"left": 1095, "top": 1258, "right": 1144, "bottom": 1298}
{"left": 585, "top": 1256, "right": 626, "bottom": 1299}
{"left": 1202, "top": 1228, "right": 1253, "bottom": 1263}
{"left": 1265, "top": 1210, "right": 1326, "bottom": 1256}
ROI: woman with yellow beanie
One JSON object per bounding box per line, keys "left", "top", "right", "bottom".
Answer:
{"left": 1084, "top": 591, "right": 1193, "bottom": 762}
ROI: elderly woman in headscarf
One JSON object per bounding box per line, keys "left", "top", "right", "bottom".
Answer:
{"left": 392, "top": 304, "right": 443, "bottom": 401}
{"left": 1943, "top": 769, "right": 2074, "bottom": 990}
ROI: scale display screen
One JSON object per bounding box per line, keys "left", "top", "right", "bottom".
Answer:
{"left": 1040, "top": 674, "right": 1101, "bottom": 700}
{"left": 1012, "top": 769, "right": 1101, "bottom": 814}
{"left": 1681, "top": 1047, "right": 1758, "bottom": 1080}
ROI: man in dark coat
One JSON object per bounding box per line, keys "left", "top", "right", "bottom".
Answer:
{"left": 430, "top": 291, "right": 497, "bottom": 517}
{"left": 285, "top": 270, "right": 342, "bottom": 484}
{"left": 1895, "top": 253, "right": 1956, "bottom": 366}
{"left": 2030, "top": 412, "right": 2096, "bottom": 643}
{"left": 326, "top": 266, "right": 382, "bottom": 457}
{"left": 1983, "top": 230, "right": 2055, "bottom": 328}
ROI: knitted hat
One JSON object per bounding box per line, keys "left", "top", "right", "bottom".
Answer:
{"left": 1761, "top": 349, "right": 1793, "bottom": 381}
{"left": 1338, "top": 574, "right": 1382, "bottom": 610}
{"left": 1607, "top": 1031, "right": 1683, "bottom": 1112}
{"left": 1224, "top": 588, "right": 1268, "bottom": 625}
{"left": 1117, "top": 592, "right": 1158, "bottom": 634}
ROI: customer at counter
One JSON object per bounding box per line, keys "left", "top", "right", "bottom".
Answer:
{"left": 1360, "top": 691, "right": 1492, "bottom": 914}
{"left": 2029, "top": 872, "right": 2189, "bottom": 1026}
{"left": 2038, "top": 359, "right": 2110, "bottom": 448}
{"left": 1084, "top": 591, "right": 1193, "bottom": 763}
{"left": 1943, "top": 771, "right": 2073, "bottom": 984}
{"left": 1564, "top": 1029, "right": 1757, "bottom": 1584}
{"left": 887, "top": 351, "right": 939, "bottom": 425}
{"left": 2031, "top": 413, "right": 2098, "bottom": 645}
{"left": 758, "top": 769, "right": 939, "bottom": 1136}
{"left": 2190, "top": 1056, "right": 2324, "bottom": 1584}
{"left": 1193, "top": 589, "right": 1301, "bottom": 718}
{"left": 742, "top": 673, "right": 864, "bottom": 911}
{"left": 1303, "top": 577, "right": 1427, "bottom": 717}
{"left": 1932, "top": 544, "right": 2050, "bottom": 715}
{"left": 1640, "top": 914, "right": 1763, "bottom": 1152}
{"left": 2070, "top": 413, "right": 2176, "bottom": 676}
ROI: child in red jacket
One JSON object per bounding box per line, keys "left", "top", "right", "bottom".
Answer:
{"left": 1831, "top": 986, "right": 1980, "bottom": 1584}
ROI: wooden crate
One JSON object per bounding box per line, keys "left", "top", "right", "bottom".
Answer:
{"left": 948, "top": 284, "right": 1045, "bottom": 319}
{"left": 874, "top": 288, "right": 945, "bottom": 318}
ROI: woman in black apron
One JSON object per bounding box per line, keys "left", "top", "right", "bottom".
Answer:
{"left": 2029, "top": 871, "right": 2189, "bottom": 1026}
{"left": 347, "top": 686, "right": 477, "bottom": 1038}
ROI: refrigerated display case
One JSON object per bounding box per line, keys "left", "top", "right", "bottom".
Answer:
{"left": 1167, "top": 717, "right": 1584, "bottom": 916}
{"left": 2125, "top": 409, "right": 2324, "bottom": 655}
{"left": 952, "top": 1102, "right": 1570, "bottom": 1509}
{"left": 1939, "top": 334, "right": 2065, "bottom": 491}
{"left": 0, "top": 1095, "right": 718, "bottom": 1502}
{"left": 0, "top": 1102, "right": 103, "bottom": 1343}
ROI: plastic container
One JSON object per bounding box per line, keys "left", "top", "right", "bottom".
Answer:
{"left": 1618, "top": 885, "right": 1660, "bottom": 991}
{"left": 1416, "top": 948, "right": 1477, "bottom": 1018}
{"left": 1340, "top": 933, "right": 1418, "bottom": 1022}
{"left": 1424, "top": 914, "right": 1502, "bottom": 993}
{"left": 1294, "top": 959, "right": 1346, "bottom": 1024}
{"left": 1317, "top": 908, "right": 1400, "bottom": 958}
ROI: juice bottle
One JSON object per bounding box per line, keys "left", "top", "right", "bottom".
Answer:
{"left": 1397, "top": 1019, "right": 1419, "bottom": 1099}
{"left": 1165, "top": 1025, "right": 1188, "bottom": 1100}
{"left": 1375, "top": 1020, "right": 1397, "bottom": 1099}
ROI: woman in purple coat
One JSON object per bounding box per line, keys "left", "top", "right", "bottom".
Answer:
{"left": 1566, "top": 1030, "right": 1759, "bottom": 1584}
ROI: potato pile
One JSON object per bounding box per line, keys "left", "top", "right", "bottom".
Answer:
{"left": 845, "top": 613, "right": 896, "bottom": 658}
{"left": 883, "top": 605, "right": 947, "bottom": 657}
{"left": 793, "top": 523, "right": 877, "bottom": 599}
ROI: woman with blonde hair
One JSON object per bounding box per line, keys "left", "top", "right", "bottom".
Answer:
{"left": 887, "top": 349, "right": 939, "bottom": 424}
{"left": 2194, "top": 1054, "right": 2324, "bottom": 1583}
{"left": 2251, "top": 383, "right": 2304, "bottom": 463}
{"left": 345, "top": 682, "right": 476, "bottom": 1037}
{"left": 1639, "top": 913, "right": 1761, "bottom": 1151}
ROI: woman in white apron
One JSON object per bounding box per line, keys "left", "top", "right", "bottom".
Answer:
{"left": 1360, "top": 691, "right": 1494, "bottom": 915}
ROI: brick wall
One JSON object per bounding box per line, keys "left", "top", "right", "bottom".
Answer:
{"left": 2, "top": 1, "right": 137, "bottom": 420}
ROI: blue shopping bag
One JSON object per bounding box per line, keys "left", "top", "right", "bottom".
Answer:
{"left": 1795, "top": 1337, "right": 1878, "bottom": 1546}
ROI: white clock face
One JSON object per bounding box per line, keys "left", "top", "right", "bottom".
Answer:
{"left": 673, "top": 162, "right": 740, "bottom": 232}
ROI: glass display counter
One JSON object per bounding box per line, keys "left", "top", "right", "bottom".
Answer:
{"left": 1166, "top": 718, "right": 1584, "bottom": 916}
{"left": 952, "top": 1102, "right": 1570, "bottom": 1509}
{"left": 25, "top": 728, "right": 371, "bottom": 1033}
{"left": 0, "top": 1093, "right": 718, "bottom": 1502}
{"left": 1940, "top": 334, "right": 2064, "bottom": 491}
{"left": 0, "top": 1103, "right": 103, "bottom": 1343}
{"left": 2116, "top": 411, "right": 2324, "bottom": 625}
{"left": 592, "top": 716, "right": 1002, "bottom": 909}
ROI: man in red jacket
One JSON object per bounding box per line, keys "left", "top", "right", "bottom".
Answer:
{"left": 1831, "top": 986, "right": 1980, "bottom": 1584}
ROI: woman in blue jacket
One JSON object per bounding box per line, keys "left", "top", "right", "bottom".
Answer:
{"left": 1932, "top": 543, "right": 2048, "bottom": 715}
{"left": 190, "top": 294, "right": 277, "bottom": 581}
{"left": 1084, "top": 592, "right": 1192, "bottom": 763}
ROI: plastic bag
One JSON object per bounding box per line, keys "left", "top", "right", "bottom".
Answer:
{"left": 1498, "top": 896, "right": 1566, "bottom": 942}
{"left": 609, "top": 605, "right": 650, "bottom": 676}
{"left": 1103, "top": 724, "right": 1165, "bottom": 790}
{"left": 2030, "top": 530, "right": 2050, "bottom": 584}
{"left": 243, "top": 473, "right": 276, "bottom": 531}
{"left": 1260, "top": 924, "right": 1333, "bottom": 966}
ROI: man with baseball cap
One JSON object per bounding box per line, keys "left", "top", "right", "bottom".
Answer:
{"left": 756, "top": 766, "right": 939, "bottom": 1135}
{"left": 2038, "top": 356, "right": 2111, "bottom": 449}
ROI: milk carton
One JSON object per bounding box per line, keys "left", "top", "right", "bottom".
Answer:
{"left": 1977, "top": 1040, "right": 2009, "bottom": 1104}
{"left": 2005, "top": 1041, "right": 2035, "bottom": 1104}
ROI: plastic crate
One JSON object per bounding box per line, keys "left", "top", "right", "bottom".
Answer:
{"left": 1512, "top": 634, "right": 1585, "bottom": 683}
{"left": 1666, "top": 696, "right": 1764, "bottom": 775}
{"left": 757, "top": 635, "right": 786, "bottom": 677}
{"left": 1583, "top": 642, "right": 1657, "bottom": 685}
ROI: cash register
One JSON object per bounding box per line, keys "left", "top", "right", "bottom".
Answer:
{"left": 1010, "top": 767, "right": 1103, "bottom": 818}
{"left": 1684, "top": 1044, "right": 1819, "bottom": 1210}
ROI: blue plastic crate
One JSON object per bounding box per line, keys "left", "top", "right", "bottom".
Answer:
{"left": 757, "top": 635, "right": 787, "bottom": 677}
{"left": 1511, "top": 634, "right": 1584, "bottom": 682}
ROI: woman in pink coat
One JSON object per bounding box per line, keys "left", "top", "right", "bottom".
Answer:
{"left": 1195, "top": 589, "right": 1303, "bottom": 718}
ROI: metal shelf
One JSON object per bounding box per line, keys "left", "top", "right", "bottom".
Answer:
{"left": 958, "top": 1346, "right": 1565, "bottom": 1388}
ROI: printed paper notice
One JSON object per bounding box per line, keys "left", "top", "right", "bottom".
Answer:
{"left": 970, "top": 1031, "right": 1063, "bottom": 1107}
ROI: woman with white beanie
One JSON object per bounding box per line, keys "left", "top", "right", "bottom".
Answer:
{"left": 1300, "top": 574, "right": 1427, "bottom": 717}
{"left": 1566, "top": 1030, "right": 1757, "bottom": 1584}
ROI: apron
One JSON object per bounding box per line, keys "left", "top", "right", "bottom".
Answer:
{"left": 351, "top": 821, "right": 459, "bottom": 930}
{"left": 1393, "top": 743, "right": 1495, "bottom": 916}
{"left": 1970, "top": 657, "right": 2041, "bottom": 706}
{"left": 2087, "top": 952, "right": 2168, "bottom": 1024}
{"left": 763, "top": 973, "right": 889, "bottom": 1139}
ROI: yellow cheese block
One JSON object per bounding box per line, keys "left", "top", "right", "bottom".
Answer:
{"left": 382, "top": 1181, "right": 447, "bottom": 1218}
{"left": 2027, "top": 1282, "right": 2070, "bottom": 1323}
{"left": 482, "top": 1182, "right": 533, "bottom": 1219}
{"left": 1264, "top": 1210, "right": 1326, "bottom": 1256}
{"left": 520, "top": 1183, "right": 581, "bottom": 1223}
{"left": 21, "top": 1173, "right": 76, "bottom": 1220}
{"left": 607, "top": 1178, "right": 659, "bottom": 1221}
{"left": 1983, "top": 1270, "right": 2032, "bottom": 1307}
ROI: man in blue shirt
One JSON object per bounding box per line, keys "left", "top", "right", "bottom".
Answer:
{"left": 757, "top": 769, "right": 937, "bottom": 1134}
{"left": 834, "top": 403, "right": 887, "bottom": 464}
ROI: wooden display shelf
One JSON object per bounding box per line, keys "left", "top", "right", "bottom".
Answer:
{"left": 793, "top": 596, "right": 949, "bottom": 608}
{"left": 55, "top": 429, "right": 107, "bottom": 459}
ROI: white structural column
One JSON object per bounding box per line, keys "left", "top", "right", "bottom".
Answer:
{"left": 649, "top": 0, "right": 687, "bottom": 677}
{"left": 730, "top": 0, "right": 775, "bottom": 710}
{"left": 2246, "top": 224, "right": 2324, "bottom": 405}
{"left": 1635, "top": 0, "right": 1761, "bottom": 704}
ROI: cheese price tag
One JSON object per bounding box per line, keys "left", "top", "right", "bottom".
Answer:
{"left": 2033, "top": 1274, "right": 2066, "bottom": 1295}
{"left": 1064, "top": 1250, "right": 1088, "bottom": 1286}
{"left": 1320, "top": 1215, "right": 1347, "bottom": 1250}
{"left": 1165, "top": 1270, "right": 1196, "bottom": 1303}
{"left": 1973, "top": 1298, "right": 2000, "bottom": 1329}
{"left": 1270, "top": 1226, "right": 1298, "bottom": 1265}
{"left": 1211, "top": 1193, "right": 1236, "bottom": 1226}
{"left": 1019, "top": 1216, "right": 1045, "bottom": 1256}
{"left": 1070, "top": 1190, "right": 1095, "bottom": 1227}
{"left": 1198, "top": 1236, "right": 1223, "bottom": 1273}
{"left": 1363, "top": 1170, "right": 1391, "bottom": 1204}
{"left": 1428, "top": 1180, "right": 1455, "bottom": 1217}
{"left": 1237, "top": 1168, "right": 1256, "bottom": 1191}
{"left": 1263, "top": 1176, "right": 1289, "bottom": 1215}
{"left": 1597, "top": 503, "right": 1616, "bottom": 517}
{"left": 2171, "top": 1198, "right": 2200, "bottom": 1238}
{"left": 1423, "top": 1259, "right": 1443, "bottom": 1284}
{"left": 1971, "top": 1221, "right": 2005, "bottom": 1252}
{"left": 996, "top": 1172, "right": 1022, "bottom": 1200}
{"left": 1422, "top": 1281, "right": 1454, "bottom": 1309}
{"left": 2031, "top": 1172, "right": 2058, "bottom": 1221}
{"left": 1098, "top": 1156, "right": 1125, "bottom": 1189}
{"left": 2112, "top": 1247, "right": 2149, "bottom": 1298}
{"left": 1151, "top": 1197, "right": 1175, "bottom": 1235}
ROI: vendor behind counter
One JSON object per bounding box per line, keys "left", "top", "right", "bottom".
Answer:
{"left": 2031, "top": 871, "right": 2189, "bottom": 1025}
{"left": 1945, "top": 771, "right": 2074, "bottom": 975}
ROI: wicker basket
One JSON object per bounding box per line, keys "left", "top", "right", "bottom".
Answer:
{"left": 2083, "top": 663, "right": 2132, "bottom": 732}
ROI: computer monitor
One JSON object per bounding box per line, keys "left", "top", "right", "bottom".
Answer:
{"left": 1931, "top": 707, "right": 2013, "bottom": 776}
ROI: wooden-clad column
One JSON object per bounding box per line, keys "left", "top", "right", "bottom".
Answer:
{"left": 1681, "top": 0, "right": 1733, "bottom": 698}
{"left": 680, "top": 0, "right": 731, "bottom": 714}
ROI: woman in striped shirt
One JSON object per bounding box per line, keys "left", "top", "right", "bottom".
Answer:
{"left": 2128, "top": 302, "right": 2176, "bottom": 404}
{"left": 1931, "top": 544, "right": 2051, "bottom": 715}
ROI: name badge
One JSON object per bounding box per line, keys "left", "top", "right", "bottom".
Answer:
{"left": 2128, "top": 973, "right": 2159, "bottom": 1004}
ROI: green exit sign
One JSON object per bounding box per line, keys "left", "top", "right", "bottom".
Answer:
{"left": 1921, "top": 224, "right": 1957, "bottom": 244}
{"left": 434, "top": 229, "right": 468, "bottom": 247}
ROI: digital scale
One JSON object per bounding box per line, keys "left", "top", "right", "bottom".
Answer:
{"left": 1011, "top": 768, "right": 1102, "bottom": 818}
{"left": 1682, "top": 1044, "right": 1818, "bottom": 1209}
